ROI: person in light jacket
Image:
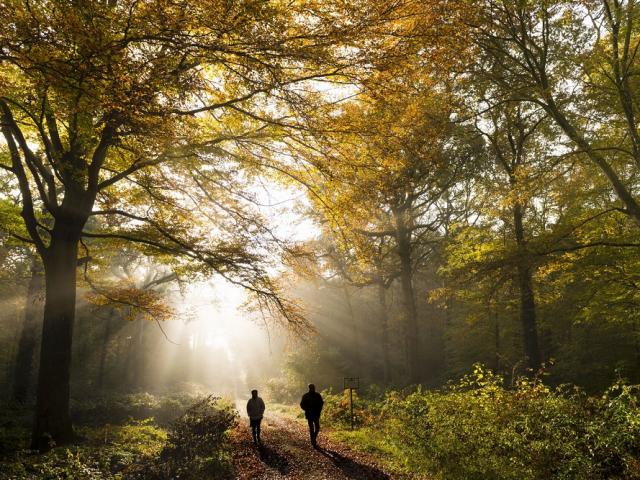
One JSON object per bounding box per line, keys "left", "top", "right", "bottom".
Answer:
{"left": 246, "top": 389, "right": 266, "bottom": 445}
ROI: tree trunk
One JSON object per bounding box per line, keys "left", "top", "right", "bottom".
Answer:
{"left": 513, "top": 202, "right": 541, "bottom": 372}
{"left": 395, "top": 213, "right": 420, "bottom": 384}
{"left": 12, "top": 255, "right": 44, "bottom": 404}
{"left": 377, "top": 283, "right": 391, "bottom": 384}
{"left": 135, "top": 318, "right": 147, "bottom": 390}
{"left": 97, "top": 309, "right": 115, "bottom": 392}
{"left": 492, "top": 304, "right": 501, "bottom": 372}
{"left": 32, "top": 230, "right": 80, "bottom": 450}
{"left": 342, "top": 285, "right": 361, "bottom": 374}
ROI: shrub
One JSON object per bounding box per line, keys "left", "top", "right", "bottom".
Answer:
{"left": 124, "top": 395, "right": 237, "bottom": 480}
{"left": 0, "top": 422, "right": 167, "bottom": 480}
{"left": 71, "top": 392, "right": 203, "bottom": 426}
{"left": 322, "top": 365, "right": 640, "bottom": 480}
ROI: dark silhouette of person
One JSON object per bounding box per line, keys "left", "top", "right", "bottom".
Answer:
{"left": 246, "top": 389, "right": 265, "bottom": 445}
{"left": 300, "top": 383, "right": 324, "bottom": 448}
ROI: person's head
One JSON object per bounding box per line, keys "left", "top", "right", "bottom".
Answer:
{"left": 308, "top": 384, "right": 316, "bottom": 393}
{"left": 251, "top": 389, "right": 258, "bottom": 398}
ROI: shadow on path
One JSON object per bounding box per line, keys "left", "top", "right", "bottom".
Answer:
{"left": 257, "top": 444, "right": 290, "bottom": 475}
{"left": 319, "top": 448, "right": 390, "bottom": 479}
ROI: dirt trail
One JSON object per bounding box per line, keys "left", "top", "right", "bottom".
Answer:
{"left": 230, "top": 412, "right": 395, "bottom": 480}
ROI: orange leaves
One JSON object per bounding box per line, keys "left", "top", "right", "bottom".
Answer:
{"left": 86, "top": 282, "right": 175, "bottom": 322}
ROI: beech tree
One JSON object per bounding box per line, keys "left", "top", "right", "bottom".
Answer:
{"left": 0, "top": 0, "right": 389, "bottom": 448}
{"left": 294, "top": 71, "right": 478, "bottom": 383}
{"left": 459, "top": 0, "right": 640, "bottom": 226}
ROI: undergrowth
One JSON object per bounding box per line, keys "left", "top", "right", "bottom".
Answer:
{"left": 322, "top": 365, "right": 640, "bottom": 480}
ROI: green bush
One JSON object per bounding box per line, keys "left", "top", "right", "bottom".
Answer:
{"left": 71, "top": 392, "right": 203, "bottom": 426}
{"left": 0, "top": 421, "right": 167, "bottom": 480}
{"left": 0, "top": 396, "right": 236, "bottom": 480}
{"left": 323, "top": 365, "right": 640, "bottom": 480}
{"left": 320, "top": 389, "right": 387, "bottom": 428}
{"left": 124, "top": 395, "right": 237, "bottom": 480}
{"left": 264, "top": 376, "right": 304, "bottom": 404}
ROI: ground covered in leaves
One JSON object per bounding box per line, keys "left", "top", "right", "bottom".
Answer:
{"left": 230, "top": 413, "right": 400, "bottom": 480}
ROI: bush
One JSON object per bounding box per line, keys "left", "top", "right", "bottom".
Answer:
{"left": 124, "top": 395, "right": 237, "bottom": 480}
{"left": 323, "top": 365, "right": 640, "bottom": 480}
{"left": 264, "top": 376, "right": 304, "bottom": 404}
{"left": 0, "top": 396, "right": 236, "bottom": 480}
{"left": 71, "top": 392, "right": 203, "bottom": 426}
{"left": 0, "top": 422, "right": 167, "bottom": 480}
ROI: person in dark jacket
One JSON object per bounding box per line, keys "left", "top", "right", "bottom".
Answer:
{"left": 300, "top": 383, "right": 324, "bottom": 448}
{"left": 246, "top": 389, "right": 265, "bottom": 445}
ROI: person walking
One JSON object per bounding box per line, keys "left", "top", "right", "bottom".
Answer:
{"left": 300, "top": 383, "right": 324, "bottom": 448}
{"left": 246, "top": 389, "right": 265, "bottom": 445}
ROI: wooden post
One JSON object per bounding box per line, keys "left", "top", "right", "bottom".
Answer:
{"left": 349, "top": 387, "right": 354, "bottom": 430}
{"left": 344, "top": 377, "right": 359, "bottom": 430}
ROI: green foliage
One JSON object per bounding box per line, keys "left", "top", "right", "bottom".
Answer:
{"left": 320, "top": 389, "right": 387, "bottom": 429}
{"left": 324, "top": 366, "right": 640, "bottom": 480}
{"left": 126, "top": 396, "right": 237, "bottom": 480}
{"left": 0, "top": 422, "right": 167, "bottom": 480}
{"left": 0, "top": 396, "right": 236, "bottom": 480}
{"left": 264, "top": 376, "right": 301, "bottom": 404}
{"left": 71, "top": 392, "right": 205, "bottom": 426}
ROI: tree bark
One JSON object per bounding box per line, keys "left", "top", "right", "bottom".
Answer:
{"left": 492, "top": 304, "right": 501, "bottom": 373}
{"left": 377, "top": 283, "right": 391, "bottom": 384}
{"left": 97, "top": 309, "right": 115, "bottom": 391}
{"left": 134, "top": 318, "right": 147, "bottom": 390}
{"left": 342, "top": 285, "right": 361, "bottom": 374}
{"left": 32, "top": 224, "right": 82, "bottom": 450}
{"left": 513, "top": 202, "right": 541, "bottom": 372}
{"left": 12, "top": 255, "right": 44, "bottom": 404}
{"left": 395, "top": 211, "right": 420, "bottom": 384}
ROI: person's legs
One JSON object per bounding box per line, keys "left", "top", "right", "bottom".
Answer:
{"left": 250, "top": 419, "right": 258, "bottom": 444}
{"left": 256, "top": 417, "right": 262, "bottom": 443}
{"left": 307, "top": 416, "right": 320, "bottom": 446}
{"left": 307, "top": 417, "right": 315, "bottom": 444}
{"left": 312, "top": 418, "right": 320, "bottom": 446}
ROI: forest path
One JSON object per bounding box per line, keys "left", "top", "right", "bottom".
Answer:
{"left": 230, "top": 411, "right": 396, "bottom": 480}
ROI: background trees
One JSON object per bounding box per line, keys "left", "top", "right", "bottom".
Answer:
{"left": 0, "top": 0, "right": 378, "bottom": 448}
{"left": 3, "top": 0, "right": 640, "bottom": 457}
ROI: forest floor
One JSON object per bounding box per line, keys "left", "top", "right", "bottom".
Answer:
{"left": 230, "top": 412, "right": 406, "bottom": 480}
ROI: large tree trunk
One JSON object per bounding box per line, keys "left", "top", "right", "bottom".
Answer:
{"left": 12, "top": 255, "right": 44, "bottom": 404}
{"left": 513, "top": 202, "right": 541, "bottom": 372}
{"left": 377, "top": 283, "right": 391, "bottom": 384}
{"left": 395, "top": 213, "right": 420, "bottom": 384}
{"left": 32, "top": 228, "right": 81, "bottom": 450}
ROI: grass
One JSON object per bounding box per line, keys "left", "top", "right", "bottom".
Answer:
{"left": 326, "top": 427, "right": 418, "bottom": 477}
{"left": 0, "top": 422, "right": 168, "bottom": 480}
{"left": 268, "top": 401, "right": 418, "bottom": 477}
{"left": 0, "top": 394, "right": 237, "bottom": 480}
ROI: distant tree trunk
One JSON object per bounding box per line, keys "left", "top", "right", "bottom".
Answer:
{"left": 634, "top": 320, "right": 640, "bottom": 376}
{"left": 513, "top": 202, "right": 541, "bottom": 372}
{"left": 342, "top": 285, "right": 361, "bottom": 373}
{"left": 32, "top": 219, "right": 84, "bottom": 450}
{"left": 135, "top": 319, "right": 147, "bottom": 390}
{"left": 394, "top": 209, "right": 420, "bottom": 384}
{"left": 492, "top": 304, "right": 501, "bottom": 372}
{"left": 97, "top": 309, "right": 115, "bottom": 391}
{"left": 13, "top": 255, "right": 44, "bottom": 404}
{"left": 377, "top": 283, "right": 391, "bottom": 384}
